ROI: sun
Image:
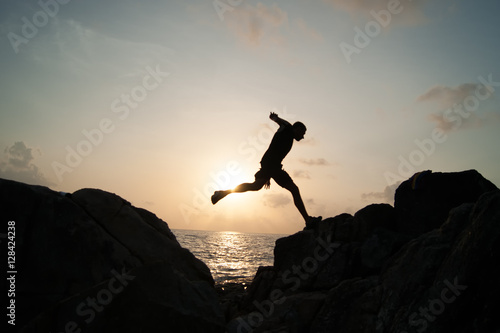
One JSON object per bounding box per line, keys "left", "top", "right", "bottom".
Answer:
{"left": 208, "top": 160, "right": 255, "bottom": 192}
{"left": 225, "top": 172, "right": 252, "bottom": 191}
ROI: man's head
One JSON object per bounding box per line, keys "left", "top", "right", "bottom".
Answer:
{"left": 292, "top": 122, "right": 306, "bottom": 141}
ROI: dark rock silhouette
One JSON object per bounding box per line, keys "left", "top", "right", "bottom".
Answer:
{"left": 394, "top": 169, "right": 497, "bottom": 237}
{"left": 2, "top": 169, "right": 499, "bottom": 333}
{"left": 0, "top": 178, "right": 224, "bottom": 333}
{"left": 225, "top": 170, "right": 500, "bottom": 333}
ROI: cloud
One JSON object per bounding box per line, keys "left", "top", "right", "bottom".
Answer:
{"left": 225, "top": 3, "right": 288, "bottom": 47}
{"left": 212, "top": 3, "right": 321, "bottom": 49}
{"left": 427, "top": 109, "right": 500, "bottom": 133}
{"left": 305, "top": 198, "right": 316, "bottom": 206}
{"left": 416, "top": 83, "right": 480, "bottom": 110}
{"left": 296, "top": 18, "right": 323, "bottom": 41}
{"left": 426, "top": 112, "right": 483, "bottom": 133}
{"left": 321, "top": 0, "right": 430, "bottom": 26}
{"left": 293, "top": 170, "right": 311, "bottom": 179}
{"left": 29, "top": 18, "right": 175, "bottom": 82}
{"left": 417, "top": 82, "right": 500, "bottom": 132}
{"left": 299, "top": 158, "right": 330, "bottom": 166}
{"left": 300, "top": 137, "right": 318, "bottom": 146}
{"left": 263, "top": 193, "right": 291, "bottom": 208}
{"left": 0, "top": 142, "right": 51, "bottom": 186}
{"left": 361, "top": 183, "right": 399, "bottom": 203}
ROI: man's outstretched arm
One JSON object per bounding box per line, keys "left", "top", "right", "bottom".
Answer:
{"left": 269, "top": 112, "right": 291, "bottom": 127}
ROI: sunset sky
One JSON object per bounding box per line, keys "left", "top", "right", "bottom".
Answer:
{"left": 1, "top": 0, "right": 499, "bottom": 234}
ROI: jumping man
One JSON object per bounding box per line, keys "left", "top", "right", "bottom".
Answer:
{"left": 211, "top": 112, "right": 321, "bottom": 229}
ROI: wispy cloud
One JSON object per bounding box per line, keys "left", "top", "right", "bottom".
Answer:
{"left": 296, "top": 18, "right": 323, "bottom": 41}
{"left": 0, "top": 142, "right": 51, "bottom": 186}
{"left": 28, "top": 18, "right": 175, "bottom": 82}
{"left": 321, "top": 0, "right": 430, "bottom": 26}
{"left": 417, "top": 82, "right": 500, "bottom": 132}
{"left": 299, "top": 158, "right": 331, "bottom": 166}
{"left": 263, "top": 192, "right": 291, "bottom": 208}
{"left": 206, "top": 3, "right": 321, "bottom": 48}
{"left": 417, "top": 83, "right": 480, "bottom": 110}
{"left": 293, "top": 170, "right": 311, "bottom": 179}
{"left": 361, "top": 183, "right": 399, "bottom": 203}
{"left": 225, "top": 3, "right": 288, "bottom": 47}
{"left": 426, "top": 112, "right": 484, "bottom": 133}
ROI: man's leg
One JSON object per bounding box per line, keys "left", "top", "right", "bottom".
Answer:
{"left": 283, "top": 182, "right": 310, "bottom": 222}
{"left": 233, "top": 178, "right": 267, "bottom": 193}
{"left": 274, "top": 170, "right": 321, "bottom": 225}
{"left": 212, "top": 178, "right": 267, "bottom": 204}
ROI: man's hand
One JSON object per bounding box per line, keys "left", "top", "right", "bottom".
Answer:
{"left": 269, "top": 112, "right": 291, "bottom": 127}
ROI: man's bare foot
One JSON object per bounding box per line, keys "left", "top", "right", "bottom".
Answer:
{"left": 211, "top": 191, "right": 226, "bottom": 204}
{"left": 304, "top": 216, "right": 322, "bottom": 230}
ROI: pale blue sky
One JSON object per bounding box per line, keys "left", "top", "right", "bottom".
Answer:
{"left": 1, "top": 0, "right": 499, "bottom": 233}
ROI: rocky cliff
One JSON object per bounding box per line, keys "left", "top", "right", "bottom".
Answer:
{"left": 225, "top": 170, "right": 500, "bottom": 333}
{"left": 0, "top": 178, "right": 225, "bottom": 332}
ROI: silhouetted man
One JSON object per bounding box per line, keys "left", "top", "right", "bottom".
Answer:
{"left": 211, "top": 112, "right": 321, "bottom": 229}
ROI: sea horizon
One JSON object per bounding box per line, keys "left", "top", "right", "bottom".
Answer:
{"left": 172, "top": 228, "right": 288, "bottom": 237}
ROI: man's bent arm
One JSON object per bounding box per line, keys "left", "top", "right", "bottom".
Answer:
{"left": 269, "top": 112, "right": 291, "bottom": 127}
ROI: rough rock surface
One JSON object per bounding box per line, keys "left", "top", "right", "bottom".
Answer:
{"left": 0, "top": 178, "right": 225, "bottom": 333}
{"left": 226, "top": 170, "right": 500, "bottom": 333}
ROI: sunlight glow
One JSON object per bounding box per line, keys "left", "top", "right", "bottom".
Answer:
{"left": 226, "top": 173, "right": 251, "bottom": 191}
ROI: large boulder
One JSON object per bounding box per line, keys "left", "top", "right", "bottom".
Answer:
{"left": 0, "top": 178, "right": 225, "bottom": 333}
{"left": 394, "top": 169, "right": 497, "bottom": 236}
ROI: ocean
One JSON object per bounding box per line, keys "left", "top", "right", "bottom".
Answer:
{"left": 173, "top": 229, "right": 286, "bottom": 284}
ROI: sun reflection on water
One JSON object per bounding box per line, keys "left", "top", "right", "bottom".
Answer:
{"left": 174, "top": 229, "right": 285, "bottom": 284}
{"left": 212, "top": 231, "right": 247, "bottom": 282}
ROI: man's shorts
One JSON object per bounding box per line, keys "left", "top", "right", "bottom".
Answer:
{"left": 254, "top": 164, "right": 294, "bottom": 188}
